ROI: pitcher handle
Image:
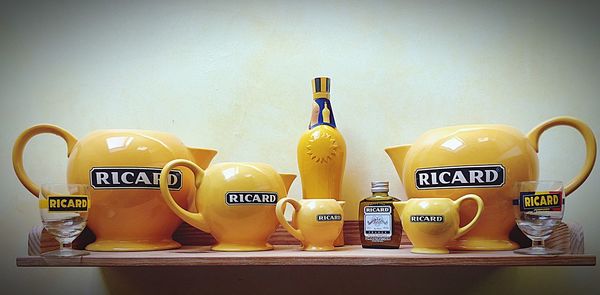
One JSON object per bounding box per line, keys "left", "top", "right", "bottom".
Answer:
{"left": 12, "top": 124, "right": 78, "bottom": 197}
{"left": 453, "top": 194, "right": 484, "bottom": 239}
{"left": 276, "top": 198, "right": 305, "bottom": 242}
{"left": 527, "top": 116, "right": 597, "bottom": 196}
{"left": 160, "top": 159, "right": 211, "bottom": 233}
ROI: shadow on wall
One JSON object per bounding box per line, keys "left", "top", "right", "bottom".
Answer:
{"left": 101, "top": 266, "right": 499, "bottom": 294}
{"left": 339, "top": 130, "right": 375, "bottom": 220}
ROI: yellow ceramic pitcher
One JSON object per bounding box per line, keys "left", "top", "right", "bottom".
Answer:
{"left": 393, "top": 194, "right": 484, "bottom": 254}
{"left": 13, "top": 124, "right": 217, "bottom": 251}
{"left": 160, "top": 160, "right": 295, "bottom": 251}
{"left": 276, "top": 198, "right": 345, "bottom": 251}
{"left": 386, "top": 116, "right": 596, "bottom": 250}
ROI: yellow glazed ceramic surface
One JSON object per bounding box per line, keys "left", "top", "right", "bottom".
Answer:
{"left": 298, "top": 126, "right": 346, "bottom": 200}
{"left": 394, "top": 194, "right": 483, "bottom": 254}
{"left": 160, "top": 160, "right": 295, "bottom": 251}
{"left": 276, "top": 198, "right": 345, "bottom": 251}
{"left": 386, "top": 116, "right": 596, "bottom": 251}
{"left": 13, "top": 124, "right": 217, "bottom": 251}
{"left": 298, "top": 77, "right": 346, "bottom": 201}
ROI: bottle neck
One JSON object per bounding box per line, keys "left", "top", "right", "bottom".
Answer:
{"left": 309, "top": 97, "right": 337, "bottom": 129}
{"left": 372, "top": 191, "right": 390, "bottom": 197}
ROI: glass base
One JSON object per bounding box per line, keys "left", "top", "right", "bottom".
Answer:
{"left": 514, "top": 246, "right": 563, "bottom": 255}
{"left": 42, "top": 248, "right": 90, "bottom": 257}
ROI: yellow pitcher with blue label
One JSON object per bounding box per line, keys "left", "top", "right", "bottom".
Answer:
{"left": 385, "top": 116, "right": 596, "bottom": 251}
{"left": 160, "top": 160, "right": 295, "bottom": 251}
{"left": 276, "top": 198, "right": 345, "bottom": 251}
{"left": 297, "top": 77, "right": 347, "bottom": 246}
{"left": 393, "top": 194, "right": 484, "bottom": 254}
{"left": 13, "top": 124, "right": 218, "bottom": 251}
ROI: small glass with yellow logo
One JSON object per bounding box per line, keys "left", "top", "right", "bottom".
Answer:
{"left": 513, "top": 181, "right": 564, "bottom": 255}
{"left": 39, "top": 184, "right": 90, "bottom": 257}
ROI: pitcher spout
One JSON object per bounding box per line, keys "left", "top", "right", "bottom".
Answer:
{"left": 392, "top": 201, "right": 407, "bottom": 216}
{"left": 187, "top": 147, "right": 218, "bottom": 169}
{"left": 384, "top": 144, "right": 411, "bottom": 181}
{"left": 279, "top": 173, "right": 297, "bottom": 193}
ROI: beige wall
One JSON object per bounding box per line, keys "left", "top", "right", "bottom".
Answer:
{"left": 1, "top": 0, "right": 598, "bottom": 293}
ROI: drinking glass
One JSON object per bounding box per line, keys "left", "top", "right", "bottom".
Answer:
{"left": 513, "top": 181, "right": 564, "bottom": 255}
{"left": 39, "top": 184, "right": 90, "bottom": 257}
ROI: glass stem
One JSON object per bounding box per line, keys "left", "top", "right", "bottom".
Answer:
{"left": 531, "top": 239, "right": 544, "bottom": 249}
{"left": 62, "top": 242, "right": 73, "bottom": 251}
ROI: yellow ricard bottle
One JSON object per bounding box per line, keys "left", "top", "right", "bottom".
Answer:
{"left": 297, "top": 77, "right": 347, "bottom": 245}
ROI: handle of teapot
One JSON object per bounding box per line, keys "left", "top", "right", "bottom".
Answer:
{"left": 527, "top": 116, "right": 597, "bottom": 196}
{"left": 453, "top": 194, "right": 484, "bottom": 239}
{"left": 12, "top": 124, "right": 78, "bottom": 197}
{"left": 159, "top": 159, "right": 211, "bottom": 234}
{"left": 276, "top": 198, "right": 305, "bottom": 242}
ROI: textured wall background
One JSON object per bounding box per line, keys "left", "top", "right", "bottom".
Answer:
{"left": 1, "top": 0, "right": 598, "bottom": 294}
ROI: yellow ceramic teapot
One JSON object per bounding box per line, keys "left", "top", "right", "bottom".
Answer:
{"left": 393, "top": 195, "right": 483, "bottom": 254}
{"left": 385, "top": 116, "right": 596, "bottom": 250}
{"left": 13, "top": 124, "right": 217, "bottom": 251}
{"left": 160, "top": 160, "right": 296, "bottom": 251}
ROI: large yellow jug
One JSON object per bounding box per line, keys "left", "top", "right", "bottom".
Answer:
{"left": 13, "top": 124, "right": 217, "bottom": 251}
{"left": 385, "top": 116, "right": 596, "bottom": 250}
{"left": 160, "top": 160, "right": 296, "bottom": 251}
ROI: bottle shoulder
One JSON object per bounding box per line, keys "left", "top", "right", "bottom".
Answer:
{"left": 298, "top": 125, "right": 346, "bottom": 144}
{"left": 360, "top": 195, "right": 400, "bottom": 202}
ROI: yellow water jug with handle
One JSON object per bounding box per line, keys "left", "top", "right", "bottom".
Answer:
{"left": 393, "top": 194, "right": 484, "bottom": 254}
{"left": 160, "top": 160, "right": 295, "bottom": 251}
{"left": 13, "top": 124, "right": 217, "bottom": 251}
{"left": 385, "top": 116, "right": 596, "bottom": 251}
{"left": 276, "top": 198, "right": 345, "bottom": 251}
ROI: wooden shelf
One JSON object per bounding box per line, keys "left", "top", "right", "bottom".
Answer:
{"left": 21, "top": 220, "right": 594, "bottom": 267}
{"left": 17, "top": 245, "right": 595, "bottom": 267}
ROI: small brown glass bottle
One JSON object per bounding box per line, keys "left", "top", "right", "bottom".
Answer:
{"left": 359, "top": 181, "right": 402, "bottom": 248}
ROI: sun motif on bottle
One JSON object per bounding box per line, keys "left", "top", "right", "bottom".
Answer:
{"left": 306, "top": 133, "right": 338, "bottom": 164}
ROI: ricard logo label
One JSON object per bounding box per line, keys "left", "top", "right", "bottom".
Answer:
{"left": 225, "top": 192, "right": 278, "bottom": 205}
{"left": 43, "top": 195, "right": 89, "bottom": 212}
{"left": 410, "top": 215, "right": 444, "bottom": 223}
{"left": 415, "top": 164, "right": 505, "bottom": 190}
{"left": 515, "top": 191, "right": 563, "bottom": 212}
{"left": 90, "top": 167, "right": 182, "bottom": 190}
{"left": 316, "top": 214, "right": 342, "bottom": 222}
{"left": 364, "top": 206, "right": 391, "bottom": 214}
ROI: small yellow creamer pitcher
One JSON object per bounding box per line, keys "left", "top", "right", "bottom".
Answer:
{"left": 276, "top": 198, "right": 345, "bottom": 251}
{"left": 393, "top": 194, "right": 484, "bottom": 254}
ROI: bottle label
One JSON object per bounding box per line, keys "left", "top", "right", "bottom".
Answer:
{"left": 309, "top": 98, "right": 336, "bottom": 129}
{"left": 364, "top": 205, "right": 392, "bottom": 241}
